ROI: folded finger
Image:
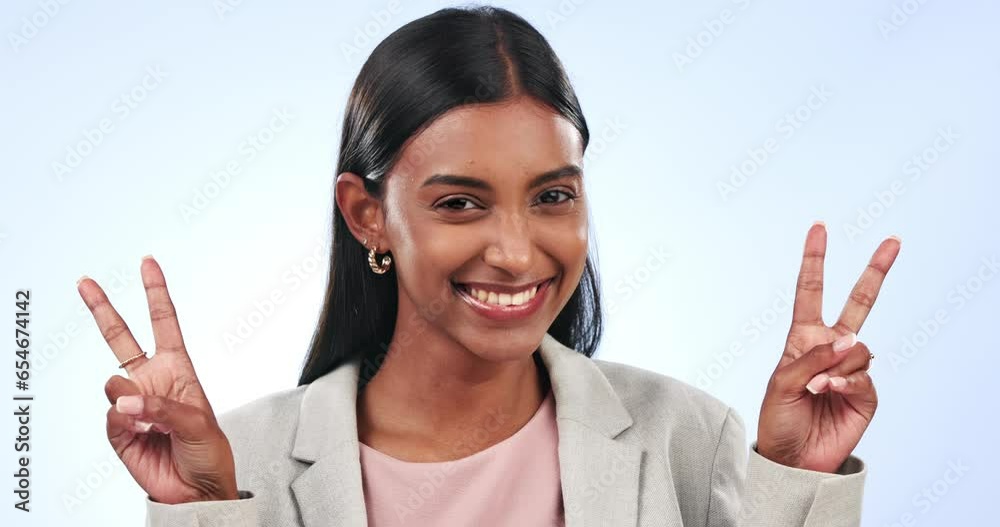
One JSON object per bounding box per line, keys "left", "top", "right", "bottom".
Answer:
{"left": 106, "top": 406, "right": 141, "bottom": 455}
{"left": 828, "top": 370, "right": 876, "bottom": 396}
{"left": 104, "top": 375, "right": 142, "bottom": 405}
{"left": 114, "top": 394, "right": 212, "bottom": 441}
{"left": 816, "top": 342, "right": 872, "bottom": 379}
{"left": 772, "top": 332, "right": 857, "bottom": 398}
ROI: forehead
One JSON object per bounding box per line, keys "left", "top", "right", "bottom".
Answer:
{"left": 390, "top": 97, "right": 583, "bottom": 183}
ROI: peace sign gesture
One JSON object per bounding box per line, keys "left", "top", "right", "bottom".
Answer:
{"left": 756, "top": 223, "right": 901, "bottom": 473}
{"left": 77, "top": 256, "right": 239, "bottom": 504}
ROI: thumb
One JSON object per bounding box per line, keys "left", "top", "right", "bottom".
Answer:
{"left": 114, "top": 394, "right": 215, "bottom": 440}
{"left": 771, "top": 332, "right": 858, "bottom": 398}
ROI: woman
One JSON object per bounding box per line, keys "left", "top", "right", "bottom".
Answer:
{"left": 78, "top": 6, "right": 899, "bottom": 526}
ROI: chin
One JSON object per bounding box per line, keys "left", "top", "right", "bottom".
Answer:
{"left": 453, "top": 327, "right": 545, "bottom": 363}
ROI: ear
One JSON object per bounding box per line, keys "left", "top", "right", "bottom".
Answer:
{"left": 335, "top": 172, "right": 387, "bottom": 251}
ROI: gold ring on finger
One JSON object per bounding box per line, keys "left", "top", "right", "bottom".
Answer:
{"left": 118, "top": 351, "right": 147, "bottom": 369}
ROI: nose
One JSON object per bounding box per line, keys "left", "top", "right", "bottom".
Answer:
{"left": 482, "top": 211, "right": 534, "bottom": 275}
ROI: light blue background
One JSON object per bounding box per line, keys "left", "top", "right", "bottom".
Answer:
{"left": 2, "top": 0, "right": 995, "bottom": 525}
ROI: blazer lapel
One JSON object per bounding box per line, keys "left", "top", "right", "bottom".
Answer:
{"left": 286, "top": 333, "right": 641, "bottom": 527}
{"left": 290, "top": 356, "right": 369, "bottom": 527}
{"left": 539, "top": 333, "right": 642, "bottom": 527}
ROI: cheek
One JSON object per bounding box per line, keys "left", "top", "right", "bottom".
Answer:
{"left": 567, "top": 225, "right": 589, "bottom": 273}
{"left": 542, "top": 215, "right": 589, "bottom": 275}
{"left": 389, "top": 218, "right": 467, "bottom": 285}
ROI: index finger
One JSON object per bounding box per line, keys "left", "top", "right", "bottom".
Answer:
{"left": 834, "top": 236, "right": 902, "bottom": 334}
{"left": 140, "top": 255, "right": 188, "bottom": 354}
{"left": 792, "top": 222, "right": 828, "bottom": 326}
{"left": 76, "top": 277, "right": 149, "bottom": 372}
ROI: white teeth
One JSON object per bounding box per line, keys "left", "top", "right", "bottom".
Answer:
{"left": 465, "top": 283, "right": 542, "bottom": 306}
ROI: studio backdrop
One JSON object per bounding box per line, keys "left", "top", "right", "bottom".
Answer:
{"left": 2, "top": 0, "right": 996, "bottom": 525}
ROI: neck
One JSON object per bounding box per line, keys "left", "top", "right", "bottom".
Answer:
{"left": 356, "top": 322, "right": 550, "bottom": 462}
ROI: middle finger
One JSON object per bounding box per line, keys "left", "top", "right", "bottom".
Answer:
{"left": 834, "top": 236, "right": 901, "bottom": 334}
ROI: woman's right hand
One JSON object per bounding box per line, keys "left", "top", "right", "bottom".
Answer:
{"left": 77, "top": 255, "right": 239, "bottom": 505}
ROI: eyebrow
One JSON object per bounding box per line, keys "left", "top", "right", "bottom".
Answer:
{"left": 420, "top": 164, "right": 582, "bottom": 191}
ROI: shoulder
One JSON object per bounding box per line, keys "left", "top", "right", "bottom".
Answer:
{"left": 592, "top": 357, "right": 740, "bottom": 444}
{"left": 590, "top": 357, "right": 750, "bottom": 505}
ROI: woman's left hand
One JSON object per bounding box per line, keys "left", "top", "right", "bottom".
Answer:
{"left": 756, "top": 222, "right": 901, "bottom": 473}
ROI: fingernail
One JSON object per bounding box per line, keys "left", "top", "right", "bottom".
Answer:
{"left": 151, "top": 423, "right": 173, "bottom": 434}
{"left": 806, "top": 373, "right": 830, "bottom": 394}
{"left": 829, "top": 376, "right": 847, "bottom": 389}
{"left": 76, "top": 275, "right": 89, "bottom": 287}
{"left": 142, "top": 254, "right": 154, "bottom": 261}
{"left": 116, "top": 395, "right": 143, "bottom": 415}
{"left": 833, "top": 332, "right": 857, "bottom": 353}
{"left": 812, "top": 220, "right": 826, "bottom": 229}
{"left": 888, "top": 234, "right": 902, "bottom": 244}
{"left": 134, "top": 420, "right": 154, "bottom": 433}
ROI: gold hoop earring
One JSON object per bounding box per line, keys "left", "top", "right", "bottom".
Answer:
{"left": 363, "top": 237, "right": 392, "bottom": 274}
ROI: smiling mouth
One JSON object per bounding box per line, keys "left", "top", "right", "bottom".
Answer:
{"left": 450, "top": 277, "right": 556, "bottom": 320}
{"left": 451, "top": 279, "right": 548, "bottom": 305}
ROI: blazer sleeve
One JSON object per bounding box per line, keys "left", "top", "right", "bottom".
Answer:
{"left": 706, "top": 406, "right": 867, "bottom": 527}
{"left": 145, "top": 490, "right": 259, "bottom": 527}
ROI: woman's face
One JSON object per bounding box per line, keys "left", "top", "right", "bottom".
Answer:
{"left": 380, "top": 96, "right": 588, "bottom": 362}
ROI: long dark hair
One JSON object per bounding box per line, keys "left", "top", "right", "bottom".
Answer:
{"left": 297, "top": 5, "right": 603, "bottom": 387}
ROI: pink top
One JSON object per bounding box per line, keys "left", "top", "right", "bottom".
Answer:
{"left": 358, "top": 390, "right": 565, "bottom": 526}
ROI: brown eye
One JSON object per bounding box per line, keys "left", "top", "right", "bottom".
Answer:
{"left": 437, "top": 197, "right": 480, "bottom": 211}
{"left": 537, "top": 189, "right": 575, "bottom": 205}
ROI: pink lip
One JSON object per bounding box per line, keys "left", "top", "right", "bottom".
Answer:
{"left": 453, "top": 278, "right": 554, "bottom": 321}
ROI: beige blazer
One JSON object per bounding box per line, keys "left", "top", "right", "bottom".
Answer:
{"left": 146, "top": 333, "right": 866, "bottom": 526}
